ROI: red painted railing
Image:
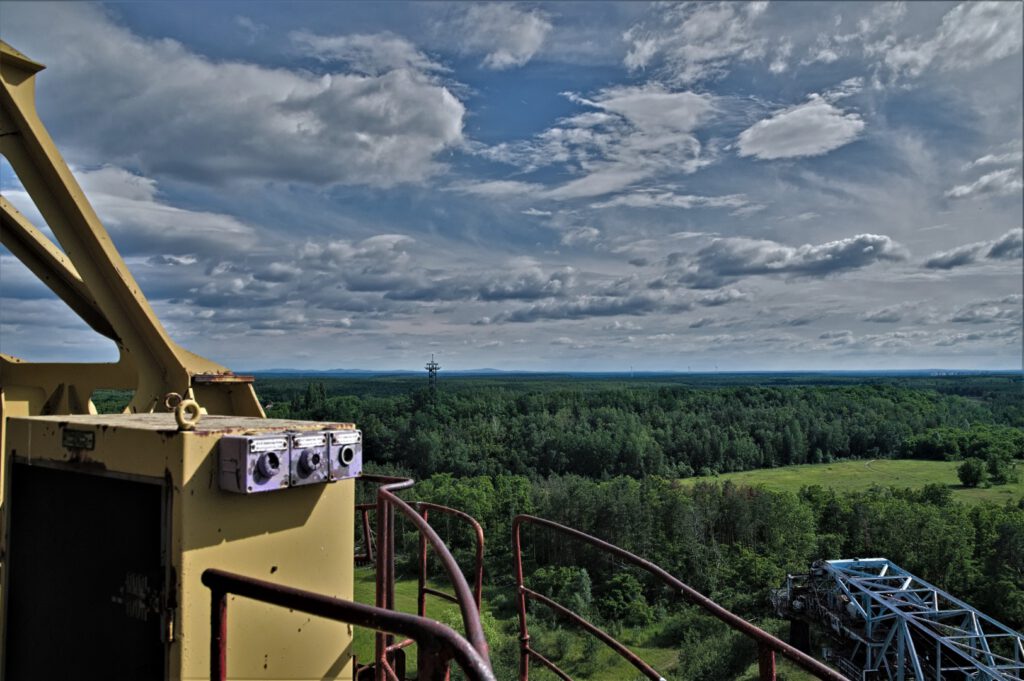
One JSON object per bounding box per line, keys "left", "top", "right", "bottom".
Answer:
{"left": 358, "top": 475, "right": 490, "bottom": 681}
{"left": 415, "top": 502, "right": 485, "bottom": 616}
{"left": 512, "top": 514, "right": 849, "bottom": 681}
{"left": 201, "top": 569, "right": 495, "bottom": 681}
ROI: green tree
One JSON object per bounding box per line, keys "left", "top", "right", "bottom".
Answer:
{"left": 958, "top": 458, "right": 987, "bottom": 488}
{"left": 597, "top": 572, "right": 653, "bottom": 627}
{"left": 527, "top": 566, "right": 593, "bottom": 621}
{"left": 986, "top": 454, "right": 1019, "bottom": 485}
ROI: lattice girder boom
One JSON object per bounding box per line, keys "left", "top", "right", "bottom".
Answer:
{"left": 775, "top": 557, "right": 1024, "bottom": 680}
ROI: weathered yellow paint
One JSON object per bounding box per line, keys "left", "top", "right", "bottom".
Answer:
{"left": 0, "top": 41, "right": 359, "bottom": 680}
{"left": 0, "top": 41, "right": 262, "bottom": 416}
{"left": 0, "top": 42, "right": 263, "bottom": 578}
{"left": 2, "top": 414, "right": 355, "bottom": 680}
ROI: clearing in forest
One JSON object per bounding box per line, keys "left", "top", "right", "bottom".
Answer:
{"left": 678, "top": 459, "right": 1024, "bottom": 505}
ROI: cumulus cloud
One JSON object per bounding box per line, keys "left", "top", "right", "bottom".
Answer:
{"left": 560, "top": 227, "right": 600, "bottom": 247}
{"left": 932, "top": 328, "right": 1021, "bottom": 347}
{"left": 480, "top": 84, "right": 716, "bottom": 200}
{"left": 3, "top": 3, "right": 465, "bottom": 187}
{"left": 590, "top": 190, "right": 749, "bottom": 211}
{"left": 675, "top": 234, "right": 906, "bottom": 288}
{"left": 4, "top": 166, "right": 258, "bottom": 255}
{"left": 499, "top": 291, "right": 694, "bottom": 323}
{"left": 737, "top": 96, "right": 865, "bottom": 160}
{"left": 965, "top": 150, "right": 1024, "bottom": 169}
{"left": 545, "top": 168, "right": 650, "bottom": 201}
{"left": 384, "top": 265, "right": 574, "bottom": 303}
{"left": 450, "top": 180, "right": 544, "bottom": 197}
{"left": 950, "top": 295, "right": 1023, "bottom": 324}
{"left": 623, "top": 2, "right": 768, "bottom": 84}
{"left": 862, "top": 305, "right": 905, "bottom": 323}
{"left": 945, "top": 168, "right": 1023, "bottom": 199}
{"left": 988, "top": 229, "right": 1024, "bottom": 260}
{"left": 882, "top": 1, "right": 1022, "bottom": 79}
{"left": 924, "top": 228, "right": 1023, "bottom": 269}
{"left": 697, "top": 288, "right": 748, "bottom": 306}
{"left": 454, "top": 4, "right": 552, "bottom": 69}
{"left": 290, "top": 31, "right": 447, "bottom": 75}
{"left": 603, "top": 320, "right": 643, "bottom": 331}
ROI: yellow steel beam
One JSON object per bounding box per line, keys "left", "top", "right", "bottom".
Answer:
{"left": 0, "top": 40, "right": 262, "bottom": 416}
{"left": 0, "top": 196, "right": 118, "bottom": 341}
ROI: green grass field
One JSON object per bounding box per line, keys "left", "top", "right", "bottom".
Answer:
{"left": 351, "top": 568, "right": 462, "bottom": 673}
{"left": 679, "top": 459, "right": 1024, "bottom": 505}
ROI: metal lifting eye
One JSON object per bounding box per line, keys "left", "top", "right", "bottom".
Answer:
{"left": 175, "top": 399, "right": 202, "bottom": 431}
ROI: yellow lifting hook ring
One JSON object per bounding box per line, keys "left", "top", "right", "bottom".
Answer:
{"left": 175, "top": 399, "right": 202, "bottom": 431}
{"left": 164, "top": 392, "right": 183, "bottom": 410}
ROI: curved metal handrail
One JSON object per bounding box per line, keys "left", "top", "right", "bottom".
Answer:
{"left": 512, "top": 514, "right": 849, "bottom": 681}
{"left": 201, "top": 569, "right": 495, "bottom": 681}
{"left": 413, "top": 501, "right": 485, "bottom": 613}
{"left": 360, "top": 474, "right": 491, "bottom": 678}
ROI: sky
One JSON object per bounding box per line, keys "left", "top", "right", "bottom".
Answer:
{"left": 0, "top": 1, "right": 1021, "bottom": 372}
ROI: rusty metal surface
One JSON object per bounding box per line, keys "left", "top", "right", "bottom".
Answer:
{"left": 192, "top": 374, "right": 257, "bottom": 384}
{"left": 512, "top": 514, "right": 849, "bottom": 681}
{"left": 759, "top": 642, "right": 777, "bottom": 681}
{"left": 201, "top": 568, "right": 495, "bottom": 681}
{"left": 356, "top": 502, "right": 377, "bottom": 564}
{"left": 16, "top": 413, "right": 353, "bottom": 433}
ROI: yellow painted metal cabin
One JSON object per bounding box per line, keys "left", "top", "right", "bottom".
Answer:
{"left": 0, "top": 41, "right": 358, "bottom": 680}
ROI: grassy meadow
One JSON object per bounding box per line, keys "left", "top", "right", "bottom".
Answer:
{"left": 678, "top": 459, "right": 1024, "bottom": 505}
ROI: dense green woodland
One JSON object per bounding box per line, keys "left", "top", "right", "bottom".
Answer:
{"left": 261, "top": 376, "right": 1022, "bottom": 480}
{"left": 405, "top": 474, "right": 1024, "bottom": 672}
{"left": 266, "top": 375, "right": 1023, "bottom": 678}
{"left": 95, "top": 374, "right": 1023, "bottom": 677}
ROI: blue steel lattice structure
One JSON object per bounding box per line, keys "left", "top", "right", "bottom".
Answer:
{"left": 774, "top": 558, "right": 1024, "bottom": 680}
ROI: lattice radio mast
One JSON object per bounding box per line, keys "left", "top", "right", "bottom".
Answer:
{"left": 426, "top": 354, "right": 440, "bottom": 394}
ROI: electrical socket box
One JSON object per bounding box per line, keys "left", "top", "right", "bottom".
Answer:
{"left": 327, "top": 429, "right": 363, "bottom": 482}
{"left": 219, "top": 434, "right": 290, "bottom": 494}
{"left": 289, "top": 432, "right": 329, "bottom": 487}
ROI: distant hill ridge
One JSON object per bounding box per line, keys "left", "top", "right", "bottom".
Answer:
{"left": 247, "top": 368, "right": 1021, "bottom": 377}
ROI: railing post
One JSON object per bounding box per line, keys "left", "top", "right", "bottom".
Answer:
{"left": 387, "top": 501, "right": 396, "bottom": 614}
{"left": 360, "top": 506, "right": 375, "bottom": 563}
{"left": 419, "top": 508, "right": 429, "bottom": 617}
{"left": 210, "top": 586, "right": 227, "bottom": 681}
{"left": 417, "top": 641, "right": 453, "bottom": 681}
{"left": 512, "top": 519, "right": 531, "bottom": 681}
{"left": 375, "top": 492, "right": 388, "bottom": 681}
{"left": 759, "top": 643, "right": 777, "bottom": 681}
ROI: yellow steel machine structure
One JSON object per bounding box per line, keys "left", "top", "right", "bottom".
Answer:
{"left": 0, "top": 42, "right": 364, "bottom": 680}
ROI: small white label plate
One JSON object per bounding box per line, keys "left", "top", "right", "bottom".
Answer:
{"left": 294, "top": 434, "right": 327, "bottom": 448}
{"left": 250, "top": 438, "right": 289, "bottom": 453}
{"left": 331, "top": 431, "right": 361, "bottom": 445}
